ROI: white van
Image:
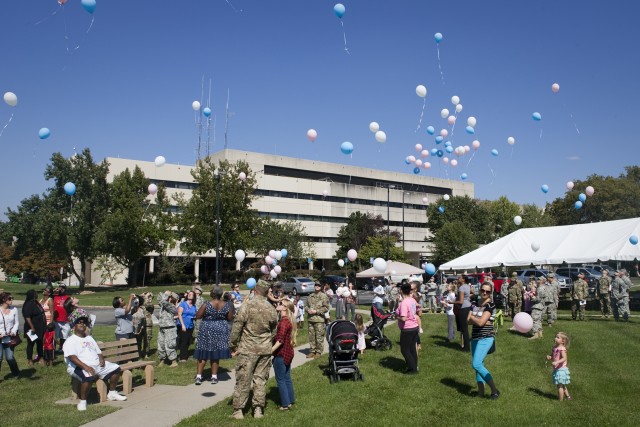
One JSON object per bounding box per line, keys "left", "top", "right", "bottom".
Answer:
{"left": 386, "top": 274, "right": 424, "bottom": 286}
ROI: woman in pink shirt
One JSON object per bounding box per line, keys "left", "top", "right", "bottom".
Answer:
{"left": 397, "top": 283, "right": 419, "bottom": 374}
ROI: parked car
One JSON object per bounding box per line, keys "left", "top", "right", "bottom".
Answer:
{"left": 514, "top": 269, "right": 572, "bottom": 293}
{"left": 582, "top": 264, "right": 616, "bottom": 276}
{"left": 465, "top": 272, "right": 506, "bottom": 294}
{"left": 318, "top": 275, "right": 346, "bottom": 292}
{"left": 355, "top": 277, "right": 384, "bottom": 291}
{"left": 386, "top": 273, "right": 424, "bottom": 286}
{"left": 280, "top": 277, "right": 316, "bottom": 296}
{"left": 554, "top": 267, "right": 601, "bottom": 296}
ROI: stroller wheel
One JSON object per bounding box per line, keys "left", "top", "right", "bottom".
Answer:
{"left": 329, "top": 374, "right": 335, "bottom": 384}
{"left": 359, "top": 373, "right": 364, "bottom": 381}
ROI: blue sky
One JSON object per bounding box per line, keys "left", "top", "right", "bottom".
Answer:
{"left": 1, "top": 0, "right": 639, "bottom": 218}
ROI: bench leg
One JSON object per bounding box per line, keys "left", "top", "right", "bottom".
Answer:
{"left": 122, "top": 369, "right": 133, "bottom": 395}
{"left": 144, "top": 365, "right": 154, "bottom": 387}
{"left": 96, "top": 379, "right": 108, "bottom": 402}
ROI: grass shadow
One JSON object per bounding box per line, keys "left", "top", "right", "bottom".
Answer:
{"left": 432, "top": 335, "right": 461, "bottom": 350}
{"left": 378, "top": 356, "right": 405, "bottom": 373}
{"left": 440, "top": 377, "right": 474, "bottom": 396}
{"left": 527, "top": 387, "right": 558, "bottom": 400}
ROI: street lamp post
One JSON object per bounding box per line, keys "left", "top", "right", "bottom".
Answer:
{"left": 214, "top": 169, "right": 221, "bottom": 286}
{"left": 387, "top": 185, "right": 391, "bottom": 260}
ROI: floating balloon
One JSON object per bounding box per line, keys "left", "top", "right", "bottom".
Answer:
{"left": 281, "top": 249, "right": 288, "bottom": 258}
{"left": 322, "top": 189, "right": 329, "bottom": 198}
{"left": 81, "top": 0, "right": 96, "bottom": 14}
{"left": 421, "top": 149, "right": 429, "bottom": 158}
{"left": 59, "top": 0, "right": 68, "bottom": 5}
{"left": 491, "top": 149, "right": 499, "bottom": 156}
{"left": 268, "top": 250, "right": 276, "bottom": 259}
{"left": 464, "top": 145, "right": 471, "bottom": 153}
{"left": 446, "top": 146, "right": 453, "bottom": 153}
{"left": 423, "top": 162, "right": 431, "bottom": 169}
{"left": 440, "top": 129, "right": 448, "bottom": 138}
{"left": 455, "top": 104, "right": 463, "bottom": 113}
{"left": 552, "top": 83, "right": 560, "bottom": 93}
{"left": 416, "top": 85, "right": 427, "bottom": 98}
{"left": 541, "top": 184, "right": 549, "bottom": 194}
{"left": 340, "top": 141, "right": 354, "bottom": 154}
{"left": 578, "top": 193, "right": 587, "bottom": 203}
{"left": 430, "top": 148, "right": 438, "bottom": 156}
{"left": 513, "top": 312, "right": 533, "bottom": 333}
{"left": 369, "top": 122, "right": 380, "bottom": 133}
{"left": 566, "top": 181, "right": 574, "bottom": 190}
{"left": 532, "top": 112, "right": 542, "bottom": 121}
{"left": 404, "top": 157, "right": 411, "bottom": 165}
{"left": 531, "top": 241, "right": 540, "bottom": 252}
{"left": 436, "top": 150, "right": 443, "bottom": 157}
{"left": 465, "top": 126, "right": 475, "bottom": 134}
{"left": 467, "top": 117, "right": 477, "bottom": 127}
{"left": 434, "top": 32, "right": 443, "bottom": 43}
{"left": 373, "top": 258, "right": 387, "bottom": 273}
{"left": 472, "top": 140, "right": 480, "bottom": 150}
{"left": 422, "top": 197, "right": 429, "bottom": 204}
{"left": 375, "top": 131, "right": 387, "bottom": 143}
{"left": 442, "top": 157, "right": 449, "bottom": 164}
{"left": 260, "top": 265, "right": 269, "bottom": 275}
{"left": 408, "top": 155, "right": 416, "bottom": 163}
{"left": 337, "top": 259, "right": 345, "bottom": 267}
{"left": 3, "top": 92, "right": 17, "bottom": 107}
{"left": 154, "top": 156, "right": 166, "bottom": 167}
{"left": 415, "top": 143, "right": 423, "bottom": 152}
{"left": 447, "top": 116, "right": 456, "bottom": 125}
{"left": 148, "top": 183, "right": 158, "bottom": 195}
{"left": 585, "top": 186, "right": 595, "bottom": 197}
{"left": 507, "top": 137, "right": 515, "bottom": 145}
{"left": 235, "top": 250, "right": 246, "bottom": 262}
{"left": 191, "top": 101, "right": 201, "bottom": 111}
{"left": 274, "top": 265, "right": 282, "bottom": 274}
{"left": 64, "top": 182, "right": 76, "bottom": 196}
{"left": 306, "top": 129, "right": 317, "bottom": 142}
{"left": 270, "top": 270, "right": 278, "bottom": 279}
{"left": 333, "top": 3, "right": 345, "bottom": 18}
{"left": 347, "top": 249, "right": 357, "bottom": 261}
{"left": 203, "top": 107, "right": 212, "bottom": 117}
{"left": 246, "top": 278, "right": 256, "bottom": 290}
{"left": 265, "top": 255, "right": 273, "bottom": 265}
{"left": 514, "top": 215, "right": 522, "bottom": 226}
{"left": 438, "top": 206, "right": 445, "bottom": 213}
{"left": 425, "top": 263, "right": 436, "bottom": 275}
{"left": 426, "top": 126, "right": 435, "bottom": 135}
{"left": 415, "top": 159, "right": 423, "bottom": 167}
{"left": 444, "top": 141, "right": 452, "bottom": 147}
{"left": 38, "top": 128, "right": 51, "bottom": 139}
{"left": 435, "top": 136, "right": 444, "bottom": 144}
{"left": 440, "top": 109, "right": 449, "bottom": 119}
{"left": 460, "top": 173, "right": 468, "bottom": 180}
{"left": 630, "top": 235, "right": 639, "bottom": 245}
{"left": 451, "top": 96, "right": 460, "bottom": 105}
{"left": 575, "top": 201, "right": 583, "bottom": 209}
{"left": 443, "top": 194, "right": 450, "bottom": 201}
{"left": 413, "top": 167, "right": 420, "bottom": 174}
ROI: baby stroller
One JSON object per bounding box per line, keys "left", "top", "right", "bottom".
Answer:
{"left": 325, "top": 320, "right": 363, "bottom": 383}
{"left": 366, "top": 306, "right": 394, "bottom": 351}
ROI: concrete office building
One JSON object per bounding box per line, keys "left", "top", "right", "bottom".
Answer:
{"left": 97, "top": 149, "right": 473, "bottom": 284}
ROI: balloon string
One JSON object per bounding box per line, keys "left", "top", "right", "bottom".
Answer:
{"left": 540, "top": 128, "right": 543, "bottom": 141}
{"left": 86, "top": 16, "right": 95, "bottom": 34}
{"left": 488, "top": 163, "right": 496, "bottom": 185}
{"left": 341, "top": 20, "right": 350, "bottom": 56}
{"left": 466, "top": 150, "right": 476, "bottom": 168}
{"left": 569, "top": 113, "right": 580, "bottom": 135}
{"left": 436, "top": 45, "right": 445, "bottom": 85}
{"left": 415, "top": 98, "right": 426, "bottom": 132}
{"left": 224, "top": 0, "right": 241, "bottom": 13}
{"left": 510, "top": 145, "right": 514, "bottom": 160}
{"left": 0, "top": 113, "right": 14, "bottom": 139}
{"left": 34, "top": 5, "right": 62, "bottom": 26}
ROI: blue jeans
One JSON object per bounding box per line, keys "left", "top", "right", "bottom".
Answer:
{"left": 471, "top": 337, "right": 494, "bottom": 383}
{"left": 0, "top": 343, "right": 20, "bottom": 376}
{"left": 273, "top": 356, "right": 294, "bottom": 407}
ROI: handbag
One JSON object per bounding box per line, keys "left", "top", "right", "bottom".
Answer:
{"left": 2, "top": 312, "right": 22, "bottom": 347}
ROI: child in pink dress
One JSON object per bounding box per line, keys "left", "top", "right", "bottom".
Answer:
{"left": 546, "top": 332, "right": 571, "bottom": 400}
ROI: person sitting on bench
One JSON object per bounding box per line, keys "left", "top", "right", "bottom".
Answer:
{"left": 63, "top": 308, "right": 128, "bottom": 411}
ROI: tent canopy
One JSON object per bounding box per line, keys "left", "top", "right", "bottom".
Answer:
{"left": 356, "top": 260, "right": 424, "bottom": 278}
{"left": 439, "top": 217, "right": 640, "bottom": 271}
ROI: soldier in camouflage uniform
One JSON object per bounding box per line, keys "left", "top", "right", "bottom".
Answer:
{"left": 507, "top": 273, "right": 524, "bottom": 319}
{"left": 596, "top": 270, "right": 612, "bottom": 318}
{"left": 528, "top": 278, "right": 544, "bottom": 339}
{"left": 305, "top": 282, "right": 330, "bottom": 358}
{"left": 612, "top": 270, "right": 631, "bottom": 322}
{"left": 142, "top": 292, "right": 154, "bottom": 357}
{"left": 230, "top": 280, "right": 278, "bottom": 420}
{"left": 193, "top": 286, "right": 204, "bottom": 341}
{"left": 538, "top": 277, "right": 556, "bottom": 329}
{"left": 570, "top": 273, "right": 589, "bottom": 321}
{"left": 156, "top": 291, "right": 179, "bottom": 367}
{"left": 547, "top": 273, "right": 561, "bottom": 311}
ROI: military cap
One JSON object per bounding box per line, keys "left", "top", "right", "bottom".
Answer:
{"left": 511, "top": 272, "right": 518, "bottom": 277}
{"left": 547, "top": 272, "right": 555, "bottom": 277}
{"left": 256, "top": 279, "right": 270, "bottom": 292}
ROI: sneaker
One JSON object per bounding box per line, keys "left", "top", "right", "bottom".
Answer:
{"left": 566, "top": 395, "right": 572, "bottom": 401}
{"left": 195, "top": 376, "right": 202, "bottom": 386}
{"left": 77, "top": 400, "right": 87, "bottom": 411}
{"left": 210, "top": 377, "right": 218, "bottom": 385}
{"left": 490, "top": 390, "right": 501, "bottom": 400}
{"left": 231, "top": 410, "right": 244, "bottom": 420}
{"left": 306, "top": 353, "right": 315, "bottom": 359}
{"left": 107, "top": 391, "right": 127, "bottom": 401}
{"left": 254, "top": 407, "right": 263, "bottom": 419}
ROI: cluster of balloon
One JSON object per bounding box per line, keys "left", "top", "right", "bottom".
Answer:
{"left": 148, "top": 183, "right": 158, "bottom": 196}
{"left": 424, "top": 263, "right": 436, "bottom": 275}
{"left": 630, "top": 235, "right": 638, "bottom": 245}
{"left": 514, "top": 215, "right": 522, "bottom": 226}
{"left": 38, "top": 128, "right": 51, "bottom": 140}
{"left": 368, "top": 121, "right": 386, "bottom": 144}
{"left": 307, "top": 129, "right": 317, "bottom": 142}
{"left": 513, "top": 312, "right": 533, "bottom": 333}
{"left": 238, "top": 172, "right": 246, "bottom": 182}
{"left": 260, "top": 249, "right": 288, "bottom": 279}
{"left": 434, "top": 33, "right": 445, "bottom": 84}
{"left": 373, "top": 257, "right": 387, "bottom": 274}
{"left": 541, "top": 184, "right": 549, "bottom": 194}
{"left": 333, "top": 4, "right": 350, "bottom": 54}
{"left": 64, "top": 182, "right": 76, "bottom": 196}
{"left": 340, "top": 141, "right": 353, "bottom": 155}
{"left": 415, "top": 84, "right": 427, "bottom": 131}
{"left": 154, "top": 156, "right": 166, "bottom": 167}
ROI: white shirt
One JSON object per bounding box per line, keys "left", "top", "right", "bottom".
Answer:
{"left": 373, "top": 285, "right": 385, "bottom": 304}
{"left": 445, "top": 292, "right": 456, "bottom": 315}
{"left": 63, "top": 334, "right": 102, "bottom": 375}
{"left": 0, "top": 307, "right": 19, "bottom": 340}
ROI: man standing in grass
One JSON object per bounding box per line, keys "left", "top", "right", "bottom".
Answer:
{"left": 230, "top": 280, "right": 278, "bottom": 419}
{"left": 305, "top": 282, "right": 330, "bottom": 359}
{"left": 570, "top": 273, "right": 589, "bottom": 321}
{"left": 596, "top": 270, "right": 612, "bottom": 318}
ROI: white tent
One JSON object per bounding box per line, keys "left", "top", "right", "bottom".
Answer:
{"left": 439, "top": 217, "right": 640, "bottom": 271}
{"left": 356, "top": 261, "right": 424, "bottom": 277}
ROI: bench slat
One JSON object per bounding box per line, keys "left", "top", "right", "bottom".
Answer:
{"left": 99, "top": 338, "right": 137, "bottom": 350}
{"left": 107, "top": 354, "right": 140, "bottom": 364}
{"left": 101, "top": 345, "right": 139, "bottom": 357}
{"left": 121, "top": 361, "right": 155, "bottom": 370}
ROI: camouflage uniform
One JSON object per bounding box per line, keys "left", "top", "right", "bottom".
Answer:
{"left": 612, "top": 273, "right": 630, "bottom": 321}
{"left": 305, "top": 288, "right": 330, "bottom": 356}
{"left": 156, "top": 292, "right": 178, "bottom": 363}
{"left": 570, "top": 278, "right": 589, "bottom": 321}
{"left": 500, "top": 280, "right": 510, "bottom": 315}
{"left": 143, "top": 293, "right": 154, "bottom": 351}
{"left": 529, "top": 284, "right": 544, "bottom": 337}
{"left": 507, "top": 278, "right": 524, "bottom": 318}
{"left": 537, "top": 282, "right": 556, "bottom": 326}
{"left": 230, "top": 283, "right": 278, "bottom": 413}
{"left": 548, "top": 278, "right": 561, "bottom": 309}
{"left": 596, "top": 274, "right": 612, "bottom": 318}
{"left": 193, "top": 292, "right": 204, "bottom": 340}
{"left": 621, "top": 273, "right": 632, "bottom": 320}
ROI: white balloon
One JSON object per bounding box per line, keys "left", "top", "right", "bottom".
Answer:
{"left": 238, "top": 172, "right": 247, "bottom": 181}
{"left": 447, "top": 116, "right": 456, "bottom": 125}
{"left": 337, "top": 259, "right": 345, "bottom": 267}
{"left": 148, "top": 184, "right": 158, "bottom": 195}
{"left": 3, "top": 92, "right": 18, "bottom": 107}
{"left": 415, "top": 143, "right": 423, "bottom": 152}
{"left": 275, "top": 250, "right": 282, "bottom": 260}
{"left": 191, "top": 101, "right": 201, "bottom": 111}
{"left": 467, "top": 116, "right": 477, "bottom": 127}
{"left": 455, "top": 104, "right": 463, "bottom": 113}
{"left": 566, "top": 181, "right": 574, "bottom": 190}
{"left": 373, "top": 258, "right": 387, "bottom": 273}
{"left": 423, "top": 162, "right": 431, "bottom": 169}
{"left": 507, "top": 137, "right": 515, "bottom": 145}
{"left": 270, "top": 269, "right": 278, "bottom": 278}
{"left": 235, "top": 249, "right": 246, "bottom": 262}
{"left": 451, "top": 95, "right": 460, "bottom": 105}
{"left": 464, "top": 145, "right": 471, "bottom": 153}
{"left": 440, "top": 129, "right": 448, "bottom": 137}
{"left": 443, "top": 157, "right": 449, "bottom": 164}
{"left": 415, "top": 159, "right": 423, "bottom": 167}
{"left": 422, "top": 197, "right": 429, "bottom": 204}
{"left": 375, "top": 130, "right": 387, "bottom": 143}
{"left": 514, "top": 215, "right": 522, "bottom": 226}
{"left": 369, "top": 121, "right": 380, "bottom": 133}
{"left": 274, "top": 265, "right": 282, "bottom": 274}
{"left": 154, "top": 156, "right": 166, "bottom": 167}
{"left": 269, "top": 250, "right": 276, "bottom": 258}
{"left": 443, "top": 194, "right": 450, "bottom": 201}
{"left": 416, "top": 85, "right": 427, "bottom": 98}
{"left": 450, "top": 159, "right": 458, "bottom": 167}
{"left": 408, "top": 155, "right": 416, "bottom": 163}
{"left": 531, "top": 241, "right": 540, "bottom": 252}
{"left": 440, "top": 108, "right": 450, "bottom": 119}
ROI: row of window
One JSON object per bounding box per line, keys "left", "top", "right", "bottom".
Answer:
{"left": 258, "top": 211, "right": 426, "bottom": 229}
{"left": 254, "top": 189, "right": 428, "bottom": 210}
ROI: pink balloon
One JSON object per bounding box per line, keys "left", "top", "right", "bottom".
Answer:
{"left": 415, "top": 143, "right": 423, "bottom": 152}
{"left": 269, "top": 250, "right": 276, "bottom": 258}
{"left": 450, "top": 159, "right": 458, "bottom": 167}
{"left": 260, "top": 265, "right": 269, "bottom": 275}
{"left": 423, "top": 162, "right": 431, "bottom": 169}
{"left": 415, "top": 159, "right": 423, "bottom": 167}
{"left": 148, "top": 183, "right": 158, "bottom": 195}
{"left": 464, "top": 145, "right": 470, "bottom": 153}
{"left": 408, "top": 155, "right": 416, "bottom": 163}
{"left": 265, "top": 255, "right": 273, "bottom": 265}
{"left": 551, "top": 83, "right": 560, "bottom": 93}
{"left": 585, "top": 186, "right": 595, "bottom": 196}
{"left": 440, "top": 129, "right": 448, "bottom": 138}
{"left": 447, "top": 116, "right": 456, "bottom": 125}
{"left": 421, "top": 197, "right": 429, "bottom": 204}
{"left": 472, "top": 140, "right": 480, "bottom": 150}
{"left": 238, "top": 172, "right": 246, "bottom": 181}
{"left": 347, "top": 249, "right": 357, "bottom": 261}
{"left": 421, "top": 149, "right": 429, "bottom": 158}
{"left": 307, "top": 129, "right": 317, "bottom": 142}
{"left": 443, "top": 157, "right": 449, "bottom": 164}
{"left": 566, "top": 181, "right": 574, "bottom": 190}
{"left": 513, "top": 312, "right": 533, "bottom": 333}
{"left": 274, "top": 265, "right": 282, "bottom": 274}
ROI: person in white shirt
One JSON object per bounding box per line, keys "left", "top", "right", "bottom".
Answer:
{"left": 63, "top": 308, "right": 127, "bottom": 411}
{"left": 372, "top": 283, "right": 386, "bottom": 315}
{"left": 0, "top": 292, "right": 21, "bottom": 377}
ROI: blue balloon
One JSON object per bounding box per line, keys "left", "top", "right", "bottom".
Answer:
{"left": 64, "top": 182, "right": 76, "bottom": 196}
{"left": 38, "top": 128, "right": 51, "bottom": 140}
{"left": 281, "top": 249, "right": 288, "bottom": 258}
{"left": 203, "top": 107, "right": 212, "bottom": 117}
{"left": 465, "top": 126, "right": 475, "bottom": 134}
{"left": 413, "top": 167, "right": 420, "bottom": 174}
{"left": 333, "top": 3, "right": 345, "bottom": 18}
{"left": 81, "top": 0, "right": 96, "bottom": 14}
{"left": 630, "top": 235, "right": 639, "bottom": 245}
{"left": 541, "top": 184, "right": 549, "bottom": 194}
{"left": 405, "top": 156, "right": 412, "bottom": 165}
{"left": 532, "top": 112, "right": 542, "bottom": 121}
{"left": 461, "top": 173, "right": 468, "bottom": 180}
{"left": 574, "top": 200, "right": 583, "bottom": 209}
{"left": 438, "top": 206, "right": 445, "bottom": 213}
{"left": 430, "top": 148, "right": 438, "bottom": 156}
{"left": 425, "top": 263, "right": 436, "bottom": 275}
{"left": 445, "top": 146, "right": 453, "bottom": 153}
{"left": 340, "top": 141, "right": 354, "bottom": 155}
{"left": 436, "top": 150, "right": 443, "bottom": 158}
{"left": 578, "top": 193, "right": 587, "bottom": 203}
{"left": 435, "top": 136, "right": 444, "bottom": 144}
{"left": 434, "top": 32, "right": 443, "bottom": 43}
{"left": 246, "top": 278, "right": 256, "bottom": 290}
{"left": 491, "top": 149, "right": 499, "bottom": 157}
{"left": 426, "top": 126, "right": 435, "bottom": 135}
{"left": 444, "top": 140, "right": 452, "bottom": 147}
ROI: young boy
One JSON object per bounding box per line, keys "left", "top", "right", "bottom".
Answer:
{"left": 44, "top": 323, "right": 56, "bottom": 367}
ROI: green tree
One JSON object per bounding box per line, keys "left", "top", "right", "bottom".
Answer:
{"left": 431, "top": 221, "right": 477, "bottom": 267}
{"left": 483, "top": 196, "right": 521, "bottom": 240}
{"left": 253, "top": 218, "right": 308, "bottom": 270}
{"left": 358, "top": 235, "right": 408, "bottom": 264}
{"left": 426, "top": 195, "right": 492, "bottom": 244}
{"left": 521, "top": 204, "right": 556, "bottom": 228}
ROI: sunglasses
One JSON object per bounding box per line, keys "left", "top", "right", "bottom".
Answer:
{"left": 480, "top": 289, "right": 491, "bottom": 294}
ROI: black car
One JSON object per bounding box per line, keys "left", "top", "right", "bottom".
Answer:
{"left": 319, "top": 275, "right": 346, "bottom": 292}
{"left": 554, "top": 267, "right": 601, "bottom": 295}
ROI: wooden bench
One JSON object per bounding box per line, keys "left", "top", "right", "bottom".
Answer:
{"left": 71, "top": 338, "right": 155, "bottom": 402}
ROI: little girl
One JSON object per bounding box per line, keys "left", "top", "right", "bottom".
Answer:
{"left": 354, "top": 314, "right": 366, "bottom": 354}
{"left": 295, "top": 295, "right": 305, "bottom": 328}
{"left": 546, "top": 332, "right": 571, "bottom": 400}
{"left": 443, "top": 284, "right": 457, "bottom": 342}
{"left": 43, "top": 322, "right": 56, "bottom": 367}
